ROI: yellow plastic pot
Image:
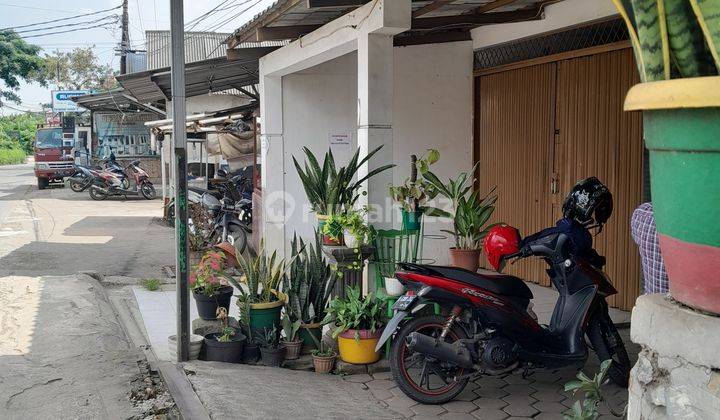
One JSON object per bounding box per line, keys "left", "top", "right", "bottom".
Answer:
{"left": 337, "top": 329, "right": 382, "bottom": 365}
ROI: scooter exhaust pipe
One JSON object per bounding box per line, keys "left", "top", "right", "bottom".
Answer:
{"left": 406, "top": 332, "right": 474, "bottom": 369}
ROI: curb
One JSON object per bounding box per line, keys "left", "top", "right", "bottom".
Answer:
{"left": 104, "top": 281, "right": 211, "bottom": 420}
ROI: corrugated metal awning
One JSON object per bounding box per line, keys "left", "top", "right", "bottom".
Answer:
{"left": 70, "top": 89, "right": 165, "bottom": 115}
{"left": 116, "top": 46, "right": 279, "bottom": 102}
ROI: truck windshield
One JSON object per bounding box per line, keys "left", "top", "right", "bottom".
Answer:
{"left": 35, "top": 129, "right": 63, "bottom": 149}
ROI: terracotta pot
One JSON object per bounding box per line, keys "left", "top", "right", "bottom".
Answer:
{"left": 322, "top": 234, "right": 344, "bottom": 246}
{"left": 283, "top": 340, "right": 303, "bottom": 360}
{"left": 449, "top": 248, "right": 481, "bottom": 272}
{"left": 213, "top": 242, "right": 238, "bottom": 268}
{"left": 312, "top": 353, "right": 337, "bottom": 374}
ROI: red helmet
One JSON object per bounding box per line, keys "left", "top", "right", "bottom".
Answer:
{"left": 483, "top": 224, "right": 521, "bottom": 271}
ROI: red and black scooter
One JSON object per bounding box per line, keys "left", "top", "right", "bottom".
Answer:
{"left": 376, "top": 177, "right": 630, "bottom": 404}
{"left": 89, "top": 160, "right": 156, "bottom": 200}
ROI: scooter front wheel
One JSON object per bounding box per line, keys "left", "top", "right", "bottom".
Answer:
{"left": 389, "top": 315, "right": 470, "bottom": 405}
{"left": 89, "top": 186, "right": 108, "bottom": 201}
{"left": 70, "top": 180, "right": 85, "bottom": 192}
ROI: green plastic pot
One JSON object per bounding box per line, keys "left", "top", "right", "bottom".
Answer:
{"left": 625, "top": 77, "right": 720, "bottom": 314}
{"left": 401, "top": 209, "right": 422, "bottom": 231}
{"left": 246, "top": 291, "right": 286, "bottom": 333}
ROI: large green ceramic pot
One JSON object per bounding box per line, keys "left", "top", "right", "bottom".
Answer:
{"left": 625, "top": 77, "right": 720, "bottom": 314}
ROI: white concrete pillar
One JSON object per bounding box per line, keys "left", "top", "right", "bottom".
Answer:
{"left": 357, "top": 32, "right": 394, "bottom": 228}
{"left": 259, "top": 72, "right": 286, "bottom": 258}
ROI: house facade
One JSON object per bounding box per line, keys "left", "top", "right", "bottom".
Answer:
{"left": 224, "top": 0, "right": 644, "bottom": 309}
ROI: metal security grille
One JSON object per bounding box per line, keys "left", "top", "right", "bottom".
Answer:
{"left": 474, "top": 18, "right": 629, "bottom": 69}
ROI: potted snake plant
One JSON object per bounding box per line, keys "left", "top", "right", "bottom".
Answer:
{"left": 293, "top": 145, "right": 395, "bottom": 227}
{"left": 613, "top": 0, "right": 720, "bottom": 314}
{"left": 283, "top": 234, "right": 337, "bottom": 352}
{"left": 228, "top": 241, "right": 296, "bottom": 336}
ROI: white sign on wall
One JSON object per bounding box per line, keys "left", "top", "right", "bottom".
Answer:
{"left": 328, "top": 131, "right": 351, "bottom": 147}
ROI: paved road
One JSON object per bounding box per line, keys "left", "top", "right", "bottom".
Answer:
{"left": 0, "top": 163, "right": 34, "bottom": 225}
{"left": 0, "top": 163, "right": 176, "bottom": 418}
{"left": 0, "top": 163, "right": 174, "bottom": 278}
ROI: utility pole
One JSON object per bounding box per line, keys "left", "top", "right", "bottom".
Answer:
{"left": 120, "top": 0, "right": 129, "bottom": 75}
{"left": 170, "top": 0, "right": 189, "bottom": 362}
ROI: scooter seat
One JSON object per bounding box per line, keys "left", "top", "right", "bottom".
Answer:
{"left": 428, "top": 265, "right": 533, "bottom": 300}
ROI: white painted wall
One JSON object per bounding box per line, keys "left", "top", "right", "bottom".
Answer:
{"left": 280, "top": 53, "right": 359, "bottom": 253}
{"left": 393, "top": 41, "right": 474, "bottom": 265}
{"left": 276, "top": 42, "right": 474, "bottom": 264}
{"left": 471, "top": 0, "right": 618, "bottom": 49}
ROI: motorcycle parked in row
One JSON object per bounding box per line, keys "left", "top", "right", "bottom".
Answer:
{"left": 89, "top": 160, "right": 156, "bottom": 201}
{"left": 67, "top": 154, "right": 129, "bottom": 192}
{"left": 377, "top": 177, "right": 630, "bottom": 404}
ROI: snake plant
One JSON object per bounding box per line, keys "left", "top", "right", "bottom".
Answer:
{"left": 613, "top": 0, "right": 720, "bottom": 81}
{"left": 283, "top": 234, "right": 337, "bottom": 325}
{"left": 293, "top": 145, "right": 395, "bottom": 215}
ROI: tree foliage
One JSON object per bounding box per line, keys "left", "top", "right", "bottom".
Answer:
{"left": 43, "top": 47, "right": 116, "bottom": 91}
{"left": 0, "top": 112, "right": 43, "bottom": 153}
{"left": 0, "top": 30, "right": 47, "bottom": 105}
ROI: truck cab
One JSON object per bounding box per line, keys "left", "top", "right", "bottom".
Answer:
{"left": 34, "top": 127, "right": 75, "bottom": 190}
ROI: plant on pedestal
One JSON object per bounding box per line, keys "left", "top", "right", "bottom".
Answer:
{"left": 338, "top": 206, "right": 375, "bottom": 249}
{"left": 613, "top": 0, "right": 720, "bottom": 313}
{"left": 323, "top": 287, "right": 386, "bottom": 365}
{"left": 388, "top": 149, "right": 440, "bottom": 230}
{"left": 190, "top": 250, "right": 233, "bottom": 320}
{"left": 421, "top": 163, "right": 499, "bottom": 272}
{"left": 283, "top": 234, "right": 337, "bottom": 352}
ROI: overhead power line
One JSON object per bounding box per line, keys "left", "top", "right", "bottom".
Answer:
{"left": 0, "top": 3, "right": 122, "bottom": 31}
{"left": 14, "top": 15, "right": 119, "bottom": 34}
{"left": 19, "top": 22, "right": 120, "bottom": 39}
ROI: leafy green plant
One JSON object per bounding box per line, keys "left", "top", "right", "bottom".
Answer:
{"left": 340, "top": 207, "right": 375, "bottom": 245}
{"left": 323, "top": 287, "right": 386, "bottom": 341}
{"left": 320, "top": 214, "right": 345, "bottom": 242}
{"left": 257, "top": 326, "right": 282, "bottom": 350}
{"left": 284, "top": 234, "right": 337, "bottom": 326}
{"left": 293, "top": 145, "right": 395, "bottom": 215}
{"left": 612, "top": 0, "right": 720, "bottom": 82}
{"left": 142, "top": 278, "right": 161, "bottom": 291}
{"left": 564, "top": 360, "right": 625, "bottom": 420}
{"left": 189, "top": 250, "right": 230, "bottom": 296}
{"left": 228, "top": 240, "right": 296, "bottom": 305}
{"left": 311, "top": 340, "right": 336, "bottom": 358}
{"left": 0, "top": 148, "right": 26, "bottom": 165}
{"left": 281, "top": 313, "right": 301, "bottom": 342}
{"left": 421, "top": 163, "right": 499, "bottom": 250}
{"left": 388, "top": 149, "right": 440, "bottom": 213}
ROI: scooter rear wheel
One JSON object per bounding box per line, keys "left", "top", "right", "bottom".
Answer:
{"left": 586, "top": 309, "right": 630, "bottom": 388}
{"left": 390, "top": 315, "right": 470, "bottom": 405}
{"left": 140, "top": 182, "right": 156, "bottom": 200}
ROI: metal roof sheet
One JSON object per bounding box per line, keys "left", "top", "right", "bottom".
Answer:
{"left": 116, "top": 47, "right": 279, "bottom": 102}
{"left": 70, "top": 89, "right": 164, "bottom": 115}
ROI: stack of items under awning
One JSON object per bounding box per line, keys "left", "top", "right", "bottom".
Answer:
{"left": 207, "top": 119, "right": 255, "bottom": 167}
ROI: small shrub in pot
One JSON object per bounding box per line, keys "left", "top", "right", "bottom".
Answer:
{"left": 258, "top": 327, "right": 286, "bottom": 367}
{"left": 190, "top": 250, "right": 233, "bottom": 320}
{"left": 281, "top": 314, "right": 302, "bottom": 360}
{"left": 203, "top": 308, "right": 245, "bottom": 363}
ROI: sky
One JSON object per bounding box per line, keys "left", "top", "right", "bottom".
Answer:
{"left": 0, "top": 0, "right": 274, "bottom": 116}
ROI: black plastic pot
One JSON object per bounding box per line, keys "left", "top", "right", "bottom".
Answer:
{"left": 260, "top": 345, "right": 287, "bottom": 367}
{"left": 193, "top": 286, "right": 233, "bottom": 320}
{"left": 203, "top": 331, "right": 245, "bottom": 363}
{"left": 242, "top": 342, "right": 261, "bottom": 364}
